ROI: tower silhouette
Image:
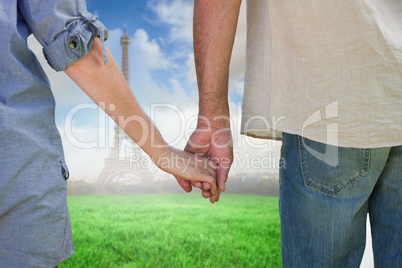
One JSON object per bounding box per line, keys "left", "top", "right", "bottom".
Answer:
{"left": 121, "top": 23, "right": 130, "bottom": 82}
{"left": 109, "top": 24, "right": 130, "bottom": 161}
{"left": 97, "top": 25, "right": 153, "bottom": 193}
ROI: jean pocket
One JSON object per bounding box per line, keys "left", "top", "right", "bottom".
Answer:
{"left": 299, "top": 136, "right": 370, "bottom": 197}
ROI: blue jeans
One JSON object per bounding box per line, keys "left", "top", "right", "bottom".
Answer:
{"left": 279, "top": 133, "right": 402, "bottom": 267}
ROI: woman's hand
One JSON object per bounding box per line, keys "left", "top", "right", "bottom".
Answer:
{"left": 152, "top": 146, "right": 218, "bottom": 198}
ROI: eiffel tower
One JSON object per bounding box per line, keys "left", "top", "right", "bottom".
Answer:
{"left": 97, "top": 25, "right": 153, "bottom": 193}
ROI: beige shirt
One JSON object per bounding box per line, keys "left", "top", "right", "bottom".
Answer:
{"left": 241, "top": 0, "right": 402, "bottom": 148}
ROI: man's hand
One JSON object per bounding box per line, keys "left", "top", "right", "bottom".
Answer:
{"left": 176, "top": 117, "right": 233, "bottom": 203}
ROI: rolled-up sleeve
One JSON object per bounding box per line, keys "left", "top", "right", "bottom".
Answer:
{"left": 19, "top": 0, "right": 108, "bottom": 71}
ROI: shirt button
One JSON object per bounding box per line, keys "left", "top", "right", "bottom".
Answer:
{"left": 61, "top": 165, "right": 69, "bottom": 180}
{"left": 69, "top": 40, "right": 77, "bottom": 49}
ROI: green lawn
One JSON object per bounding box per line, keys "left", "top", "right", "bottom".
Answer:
{"left": 60, "top": 194, "right": 282, "bottom": 268}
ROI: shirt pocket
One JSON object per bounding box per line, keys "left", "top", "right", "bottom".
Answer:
{"left": 299, "top": 136, "right": 370, "bottom": 197}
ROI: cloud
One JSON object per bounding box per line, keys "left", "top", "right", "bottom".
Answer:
{"left": 132, "top": 29, "right": 172, "bottom": 70}
{"left": 232, "top": 79, "right": 245, "bottom": 96}
{"left": 146, "top": 0, "right": 247, "bottom": 95}
{"left": 148, "top": 0, "right": 193, "bottom": 43}
{"left": 228, "top": 2, "right": 247, "bottom": 94}
{"left": 185, "top": 53, "right": 197, "bottom": 85}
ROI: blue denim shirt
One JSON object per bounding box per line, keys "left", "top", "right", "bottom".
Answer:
{"left": 0, "top": 0, "right": 107, "bottom": 266}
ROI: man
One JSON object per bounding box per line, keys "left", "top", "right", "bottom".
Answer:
{"left": 1, "top": 1, "right": 218, "bottom": 266}
{"left": 177, "top": 0, "right": 402, "bottom": 267}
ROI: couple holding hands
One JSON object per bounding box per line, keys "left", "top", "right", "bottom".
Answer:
{"left": 3, "top": 0, "right": 402, "bottom": 267}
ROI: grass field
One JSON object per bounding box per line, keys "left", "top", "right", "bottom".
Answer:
{"left": 60, "top": 194, "right": 282, "bottom": 268}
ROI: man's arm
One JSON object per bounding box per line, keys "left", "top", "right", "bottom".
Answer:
{"left": 177, "top": 0, "right": 241, "bottom": 203}
{"left": 194, "top": 0, "right": 241, "bottom": 120}
{"left": 64, "top": 37, "right": 218, "bottom": 194}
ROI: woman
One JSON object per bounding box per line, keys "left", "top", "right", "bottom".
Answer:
{"left": 0, "top": 1, "right": 216, "bottom": 266}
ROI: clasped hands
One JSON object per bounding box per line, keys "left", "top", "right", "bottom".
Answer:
{"left": 174, "top": 121, "right": 233, "bottom": 204}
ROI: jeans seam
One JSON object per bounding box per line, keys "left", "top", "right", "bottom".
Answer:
{"left": 299, "top": 136, "right": 371, "bottom": 198}
{"left": 299, "top": 135, "right": 308, "bottom": 187}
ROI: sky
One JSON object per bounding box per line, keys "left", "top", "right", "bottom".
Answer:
{"left": 27, "top": 0, "right": 281, "bottom": 179}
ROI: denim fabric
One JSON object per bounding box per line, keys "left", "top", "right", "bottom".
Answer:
{"left": 0, "top": 1, "right": 107, "bottom": 266}
{"left": 279, "top": 133, "right": 402, "bottom": 267}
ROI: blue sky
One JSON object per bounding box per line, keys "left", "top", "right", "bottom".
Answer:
{"left": 86, "top": 0, "right": 244, "bottom": 103}
{"left": 28, "top": 0, "right": 281, "bottom": 179}
{"left": 87, "top": 0, "right": 174, "bottom": 44}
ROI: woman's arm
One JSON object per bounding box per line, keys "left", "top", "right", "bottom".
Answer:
{"left": 64, "top": 37, "right": 217, "bottom": 197}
